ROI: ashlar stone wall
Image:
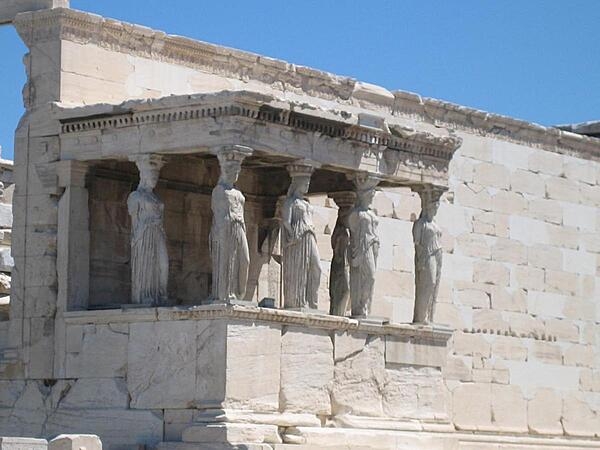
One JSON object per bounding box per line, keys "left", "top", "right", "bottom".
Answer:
{"left": 440, "top": 136, "right": 600, "bottom": 436}
{"left": 316, "top": 133, "right": 600, "bottom": 436}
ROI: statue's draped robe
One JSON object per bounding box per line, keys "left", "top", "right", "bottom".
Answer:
{"left": 210, "top": 184, "right": 249, "bottom": 301}
{"left": 127, "top": 190, "right": 169, "bottom": 305}
{"left": 348, "top": 208, "right": 379, "bottom": 316}
{"left": 282, "top": 197, "right": 321, "bottom": 309}
{"left": 329, "top": 218, "right": 350, "bottom": 316}
{"left": 412, "top": 215, "right": 442, "bottom": 323}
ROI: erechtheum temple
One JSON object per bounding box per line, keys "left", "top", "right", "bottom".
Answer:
{"left": 0, "top": 1, "right": 599, "bottom": 449}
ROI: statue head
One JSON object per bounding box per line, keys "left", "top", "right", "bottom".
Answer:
{"left": 133, "top": 155, "right": 164, "bottom": 191}
{"left": 288, "top": 175, "right": 311, "bottom": 197}
{"left": 419, "top": 188, "right": 443, "bottom": 221}
{"left": 424, "top": 199, "right": 440, "bottom": 221}
{"left": 220, "top": 160, "right": 242, "bottom": 186}
{"left": 216, "top": 146, "right": 251, "bottom": 187}
{"left": 287, "top": 164, "right": 315, "bottom": 198}
{"left": 357, "top": 186, "right": 377, "bottom": 208}
{"left": 353, "top": 173, "right": 379, "bottom": 209}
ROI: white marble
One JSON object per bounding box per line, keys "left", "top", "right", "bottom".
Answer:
{"left": 412, "top": 188, "right": 443, "bottom": 324}
{"left": 128, "top": 154, "right": 168, "bottom": 306}
{"left": 210, "top": 146, "right": 252, "bottom": 302}
{"left": 281, "top": 164, "right": 322, "bottom": 309}
{"left": 328, "top": 192, "right": 355, "bottom": 316}
{"left": 348, "top": 175, "right": 380, "bottom": 317}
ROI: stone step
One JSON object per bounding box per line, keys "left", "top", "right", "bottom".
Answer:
{"left": 182, "top": 423, "right": 281, "bottom": 445}
{"left": 157, "top": 443, "right": 273, "bottom": 450}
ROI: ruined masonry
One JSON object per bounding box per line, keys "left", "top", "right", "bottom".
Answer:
{"left": 0, "top": 2, "right": 599, "bottom": 450}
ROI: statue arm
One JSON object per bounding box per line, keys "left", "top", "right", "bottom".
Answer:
{"left": 127, "top": 194, "right": 139, "bottom": 227}
{"left": 347, "top": 213, "right": 361, "bottom": 266}
{"left": 281, "top": 202, "right": 293, "bottom": 237}
{"left": 412, "top": 220, "right": 425, "bottom": 267}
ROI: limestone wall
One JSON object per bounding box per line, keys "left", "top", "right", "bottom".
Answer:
{"left": 441, "top": 135, "right": 600, "bottom": 435}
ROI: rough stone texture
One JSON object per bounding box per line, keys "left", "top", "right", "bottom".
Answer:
{"left": 65, "top": 324, "right": 128, "bottom": 378}
{"left": 331, "top": 333, "right": 386, "bottom": 417}
{"left": 44, "top": 409, "right": 163, "bottom": 449}
{"left": 279, "top": 326, "right": 333, "bottom": 415}
{"left": 225, "top": 322, "right": 281, "bottom": 412}
{"left": 128, "top": 320, "right": 197, "bottom": 409}
{"left": 527, "top": 388, "right": 563, "bottom": 435}
{"left": 0, "top": 437, "right": 47, "bottom": 450}
{"left": 182, "top": 423, "right": 281, "bottom": 445}
{"left": 48, "top": 435, "right": 101, "bottom": 450}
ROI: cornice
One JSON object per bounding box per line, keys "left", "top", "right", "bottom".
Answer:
{"left": 63, "top": 303, "right": 454, "bottom": 343}
{"left": 392, "top": 91, "right": 600, "bottom": 162}
{"left": 14, "top": 8, "right": 600, "bottom": 161}
{"left": 57, "top": 91, "right": 462, "bottom": 176}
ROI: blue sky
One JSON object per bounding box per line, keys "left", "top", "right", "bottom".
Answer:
{"left": 1, "top": 0, "right": 599, "bottom": 161}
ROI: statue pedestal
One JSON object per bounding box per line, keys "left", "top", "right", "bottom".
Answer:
{"left": 62, "top": 304, "right": 452, "bottom": 449}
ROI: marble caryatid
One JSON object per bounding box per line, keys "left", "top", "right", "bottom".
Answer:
{"left": 412, "top": 188, "right": 443, "bottom": 324}
{"left": 210, "top": 146, "right": 253, "bottom": 302}
{"left": 281, "top": 164, "right": 322, "bottom": 310}
{"left": 348, "top": 175, "right": 380, "bottom": 317}
{"left": 328, "top": 191, "right": 356, "bottom": 316}
{"left": 127, "top": 154, "right": 168, "bottom": 306}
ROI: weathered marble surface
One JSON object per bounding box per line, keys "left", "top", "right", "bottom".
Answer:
{"left": 128, "top": 155, "right": 168, "bottom": 306}
{"left": 412, "top": 188, "right": 443, "bottom": 324}
{"left": 328, "top": 192, "right": 354, "bottom": 316}
{"left": 210, "top": 146, "right": 252, "bottom": 302}
{"left": 281, "top": 164, "right": 322, "bottom": 309}
{"left": 48, "top": 434, "right": 101, "bottom": 450}
{"left": 348, "top": 175, "right": 380, "bottom": 317}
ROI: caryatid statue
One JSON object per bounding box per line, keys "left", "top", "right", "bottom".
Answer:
{"left": 348, "top": 174, "right": 380, "bottom": 317}
{"left": 328, "top": 191, "right": 356, "bottom": 316}
{"left": 210, "top": 145, "right": 253, "bottom": 302}
{"left": 128, "top": 154, "right": 169, "bottom": 306}
{"left": 412, "top": 187, "right": 444, "bottom": 324}
{"left": 281, "top": 164, "right": 322, "bottom": 309}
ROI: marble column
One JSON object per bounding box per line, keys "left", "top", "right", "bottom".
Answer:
{"left": 128, "top": 154, "right": 169, "bottom": 306}
{"left": 328, "top": 191, "right": 356, "bottom": 316}
{"left": 281, "top": 163, "right": 322, "bottom": 310}
{"left": 348, "top": 174, "right": 380, "bottom": 317}
{"left": 412, "top": 187, "right": 444, "bottom": 324}
{"left": 210, "top": 145, "right": 253, "bottom": 303}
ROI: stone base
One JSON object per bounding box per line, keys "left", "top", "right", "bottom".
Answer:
{"left": 157, "top": 426, "right": 600, "bottom": 450}
{"left": 182, "top": 423, "right": 281, "bottom": 445}
{"left": 284, "top": 307, "right": 327, "bottom": 315}
{"left": 350, "top": 315, "right": 390, "bottom": 325}
{"left": 0, "top": 437, "right": 48, "bottom": 450}
{"left": 200, "top": 298, "right": 258, "bottom": 307}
